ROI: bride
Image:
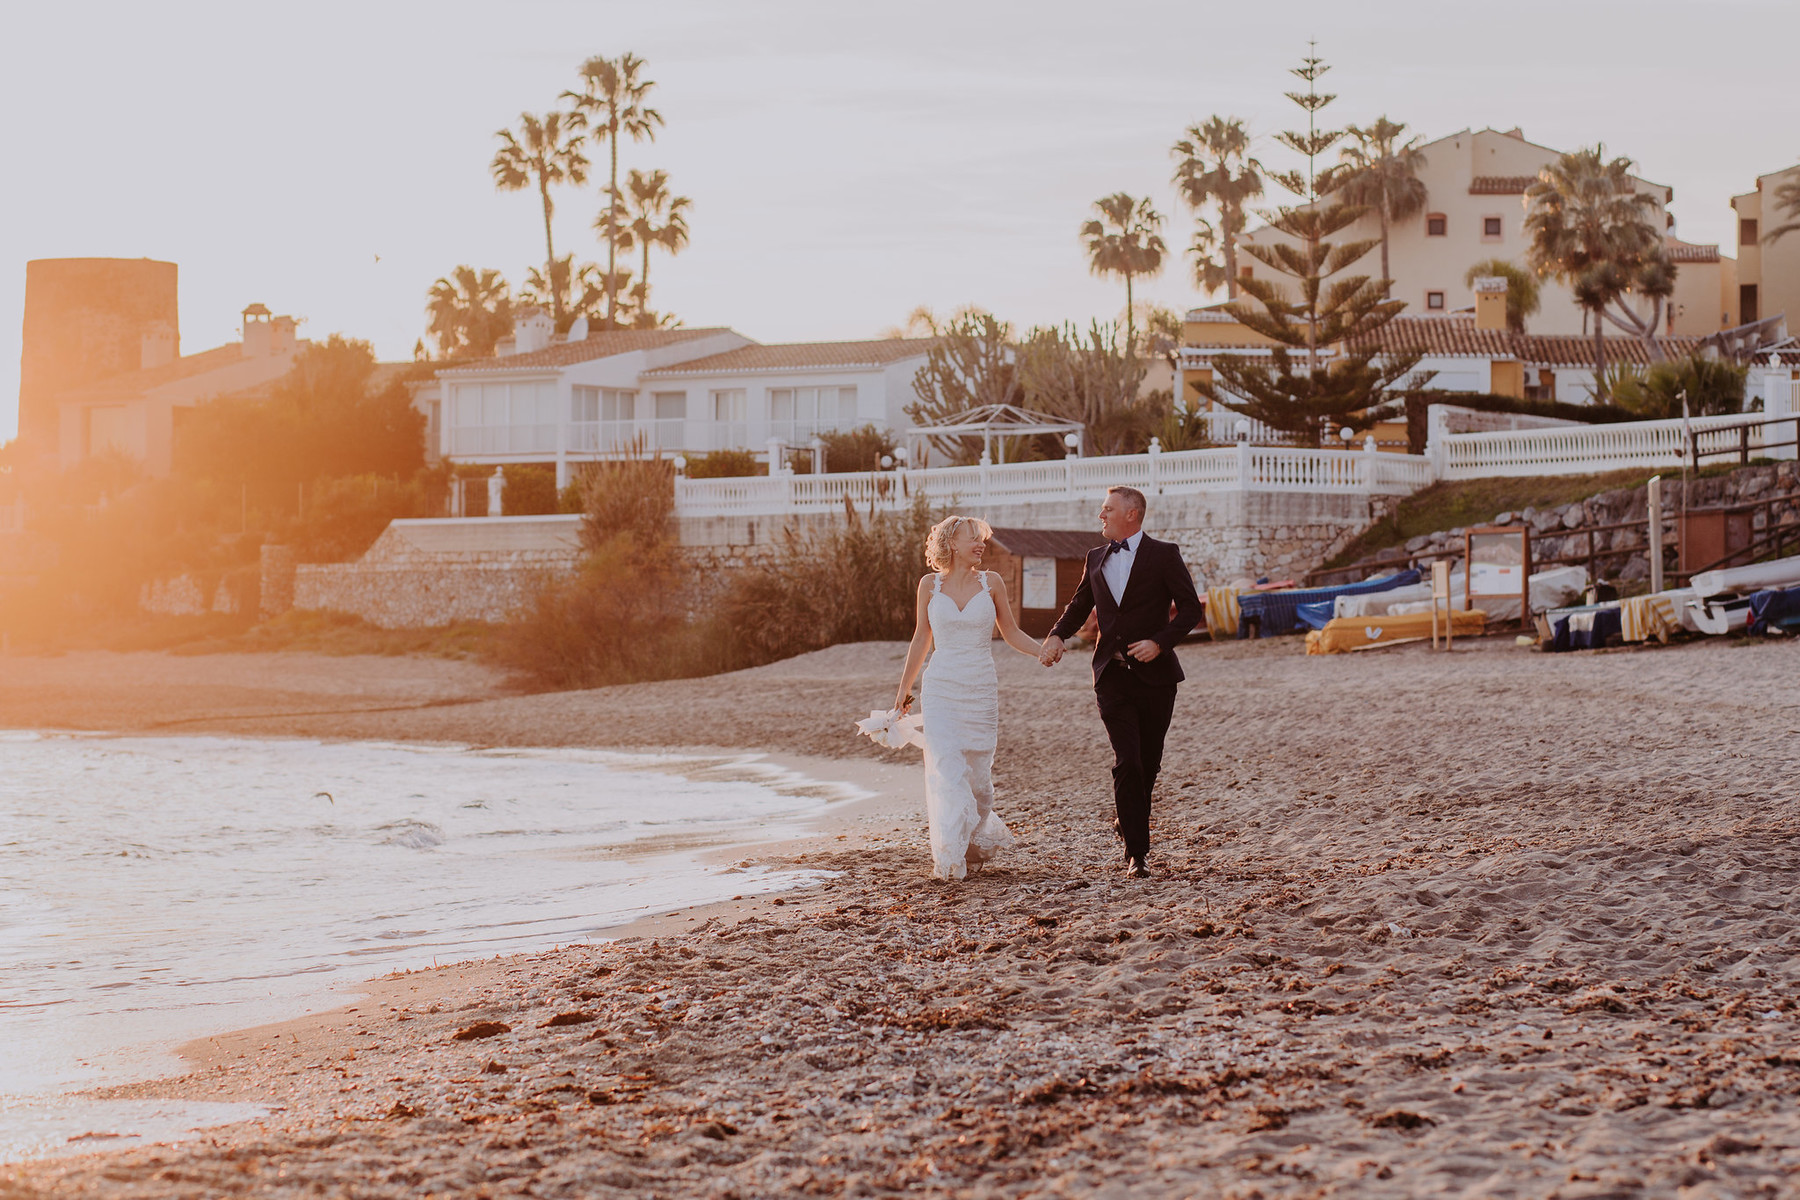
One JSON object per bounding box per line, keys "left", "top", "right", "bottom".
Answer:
{"left": 893, "top": 515, "right": 1046, "bottom": 880}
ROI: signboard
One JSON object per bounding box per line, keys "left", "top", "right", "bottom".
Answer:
{"left": 1465, "top": 526, "right": 1532, "bottom": 629}
{"left": 1022, "top": 556, "right": 1056, "bottom": 608}
{"left": 1471, "top": 561, "right": 1523, "bottom": 594}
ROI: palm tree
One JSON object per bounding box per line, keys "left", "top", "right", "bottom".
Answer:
{"left": 605, "top": 169, "right": 691, "bottom": 326}
{"left": 566, "top": 53, "right": 664, "bottom": 329}
{"left": 1462, "top": 259, "right": 1541, "bottom": 333}
{"left": 426, "top": 266, "right": 514, "bottom": 358}
{"left": 521, "top": 255, "right": 609, "bottom": 327}
{"left": 1525, "top": 147, "right": 1662, "bottom": 398}
{"left": 490, "top": 111, "right": 589, "bottom": 329}
{"left": 1334, "top": 117, "right": 1429, "bottom": 294}
{"left": 1170, "top": 117, "right": 1262, "bottom": 298}
{"left": 1762, "top": 177, "right": 1800, "bottom": 245}
{"left": 1081, "top": 193, "right": 1166, "bottom": 355}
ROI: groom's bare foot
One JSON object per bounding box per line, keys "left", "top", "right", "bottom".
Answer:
{"left": 1126, "top": 855, "right": 1149, "bottom": 878}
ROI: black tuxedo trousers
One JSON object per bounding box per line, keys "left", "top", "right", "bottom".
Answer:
{"left": 1048, "top": 535, "right": 1204, "bottom": 861}
{"left": 1094, "top": 658, "right": 1177, "bottom": 860}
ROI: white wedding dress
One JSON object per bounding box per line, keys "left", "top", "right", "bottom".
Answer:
{"left": 920, "top": 572, "right": 1015, "bottom": 880}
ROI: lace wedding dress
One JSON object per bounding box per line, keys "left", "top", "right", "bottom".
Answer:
{"left": 920, "top": 572, "right": 1015, "bottom": 880}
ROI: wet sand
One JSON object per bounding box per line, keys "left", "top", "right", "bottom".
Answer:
{"left": 4, "top": 635, "right": 1800, "bottom": 1197}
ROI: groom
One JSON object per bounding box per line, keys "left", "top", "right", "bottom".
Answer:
{"left": 1040, "top": 486, "right": 1203, "bottom": 879}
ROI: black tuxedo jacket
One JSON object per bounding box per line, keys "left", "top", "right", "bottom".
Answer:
{"left": 1049, "top": 534, "right": 1204, "bottom": 685}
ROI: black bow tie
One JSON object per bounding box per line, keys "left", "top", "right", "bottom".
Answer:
{"left": 1104, "top": 539, "right": 1130, "bottom": 557}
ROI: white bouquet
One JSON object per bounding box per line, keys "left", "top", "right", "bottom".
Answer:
{"left": 854, "top": 707, "right": 924, "bottom": 750}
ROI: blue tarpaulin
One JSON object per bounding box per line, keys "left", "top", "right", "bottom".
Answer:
{"left": 1747, "top": 586, "right": 1800, "bottom": 635}
{"left": 1239, "top": 570, "right": 1421, "bottom": 638}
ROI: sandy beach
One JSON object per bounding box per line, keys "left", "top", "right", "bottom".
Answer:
{"left": 4, "top": 634, "right": 1800, "bottom": 1197}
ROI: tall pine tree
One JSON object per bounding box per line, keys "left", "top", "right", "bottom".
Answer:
{"left": 1196, "top": 48, "right": 1420, "bottom": 446}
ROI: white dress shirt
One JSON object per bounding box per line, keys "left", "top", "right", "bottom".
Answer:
{"left": 1100, "top": 529, "right": 1144, "bottom": 605}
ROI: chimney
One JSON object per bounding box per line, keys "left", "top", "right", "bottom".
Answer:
{"left": 269, "top": 315, "right": 297, "bottom": 356}
{"left": 1473, "top": 276, "right": 1509, "bottom": 332}
{"left": 511, "top": 306, "right": 552, "bottom": 355}
{"left": 140, "top": 321, "right": 176, "bottom": 369}
{"left": 242, "top": 302, "right": 273, "bottom": 357}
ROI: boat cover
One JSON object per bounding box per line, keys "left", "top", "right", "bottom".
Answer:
{"left": 1242, "top": 570, "right": 1420, "bottom": 637}
{"left": 1748, "top": 586, "right": 1800, "bottom": 635}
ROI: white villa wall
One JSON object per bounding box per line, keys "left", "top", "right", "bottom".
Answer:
{"left": 1238, "top": 128, "right": 1676, "bottom": 337}
{"left": 437, "top": 330, "right": 750, "bottom": 484}
{"left": 636, "top": 355, "right": 930, "bottom": 466}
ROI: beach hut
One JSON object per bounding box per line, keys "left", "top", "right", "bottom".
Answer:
{"left": 985, "top": 528, "right": 1108, "bottom": 637}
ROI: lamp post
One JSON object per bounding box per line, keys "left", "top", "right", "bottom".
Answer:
{"left": 1063, "top": 432, "right": 1081, "bottom": 458}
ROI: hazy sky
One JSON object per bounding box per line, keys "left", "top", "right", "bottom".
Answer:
{"left": 4, "top": 0, "right": 1795, "bottom": 440}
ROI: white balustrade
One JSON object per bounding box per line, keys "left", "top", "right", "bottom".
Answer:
{"left": 674, "top": 444, "right": 1427, "bottom": 518}
{"left": 1438, "top": 412, "right": 1788, "bottom": 479}
{"left": 666, "top": 408, "right": 1794, "bottom": 519}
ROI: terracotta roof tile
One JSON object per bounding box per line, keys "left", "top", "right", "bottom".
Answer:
{"left": 442, "top": 328, "right": 733, "bottom": 374}
{"left": 1665, "top": 237, "right": 1721, "bottom": 263}
{"left": 641, "top": 338, "right": 939, "bottom": 376}
{"left": 987, "top": 527, "right": 1108, "bottom": 559}
{"left": 1348, "top": 316, "right": 1518, "bottom": 358}
{"left": 1345, "top": 315, "right": 1702, "bottom": 366}
{"left": 1469, "top": 175, "right": 1537, "bottom": 194}
{"left": 1518, "top": 333, "right": 1704, "bottom": 367}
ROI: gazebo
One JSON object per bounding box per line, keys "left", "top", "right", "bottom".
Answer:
{"left": 903, "top": 404, "right": 1086, "bottom": 467}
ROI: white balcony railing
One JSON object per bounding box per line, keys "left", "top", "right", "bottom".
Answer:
{"left": 674, "top": 441, "right": 1425, "bottom": 518}
{"left": 448, "top": 425, "right": 559, "bottom": 456}
{"left": 1435, "top": 412, "right": 1798, "bottom": 480}
{"left": 566, "top": 419, "right": 690, "bottom": 454}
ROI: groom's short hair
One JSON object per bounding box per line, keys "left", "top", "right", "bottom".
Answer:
{"left": 1107, "top": 486, "right": 1147, "bottom": 519}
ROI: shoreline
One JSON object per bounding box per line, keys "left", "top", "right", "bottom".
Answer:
{"left": 1, "top": 740, "right": 923, "bottom": 1164}
{"left": 6, "top": 638, "right": 1800, "bottom": 1196}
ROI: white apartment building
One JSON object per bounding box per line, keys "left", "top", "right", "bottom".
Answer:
{"left": 431, "top": 322, "right": 937, "bottom": 485}
{"left": 1235, "top": 127, "right": 1731, "bottom": 338}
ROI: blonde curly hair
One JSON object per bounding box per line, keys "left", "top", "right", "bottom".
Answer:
{"left": 925, "top": 514, "right": 993, "bottom": 573}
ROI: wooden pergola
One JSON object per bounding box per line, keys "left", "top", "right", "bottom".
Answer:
{"left": 904, "top": 404, "right": 1086, "bottom": 467}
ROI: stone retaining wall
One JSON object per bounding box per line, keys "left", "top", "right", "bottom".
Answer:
{"left": 676, "top": 489, "right": 1398, "bottom": 587}
{"left": 1390, "top": 461, "right": 1800, "bottom": 582}
{"left": 291, "top": 562, "right": 576, "bottom": 628}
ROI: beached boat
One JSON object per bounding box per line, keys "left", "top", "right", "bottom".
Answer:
{"left": 1687, "top": 595, "right": 1752, "bottom": 635}
{"left": 1689, "top": 553, "right": 1800, "bottom": 598}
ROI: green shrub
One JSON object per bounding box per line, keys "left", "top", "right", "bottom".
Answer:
{"left": 495, "top": 491, "right": 945, "bottom": 689}
{"left": 496, "top": 535, "right": 705, "bottom": 689}
{"left": 819, "top": 425, "right": 900, "bottom": 473}
{"left": 1611, "top": 354, "right": 1748, "bottom": 419}
{"left": 286, "top": 473, "right": 445, "bottom": 563}
{"left": 570, "top": 454, "right": 675, "bottom": 556}
{"left": 684, "top": 449, "right": 761, "bottom": 478}
{"left": 501, "top": 465, "right": 559, "bottom": 515}
{"left": 714, "top": 493, "right": 941, "bottom": 664}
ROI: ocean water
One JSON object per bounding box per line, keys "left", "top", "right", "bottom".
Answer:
{"left": 0, "top": 732, "right": 849, "bottom": 1159}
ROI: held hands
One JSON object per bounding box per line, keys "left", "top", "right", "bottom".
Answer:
{"left": 1038, "top": 634, "right": 1065, "bottom": 667}
{"left": 1126, "top": 639, "right": 1162, "bottom": 662}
